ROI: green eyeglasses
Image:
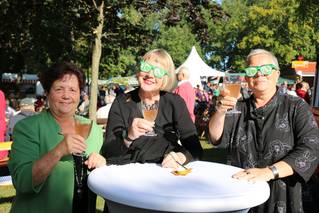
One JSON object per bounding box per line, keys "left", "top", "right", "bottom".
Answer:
{"left": 140, "top": 60, "right": 168, "bottom": 79}
{"left": 244, "top": 64, "right": 278, "bottom": 77}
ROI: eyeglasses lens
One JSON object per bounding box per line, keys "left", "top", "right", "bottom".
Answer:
{"left": 245, "top": 64, "right": 275, "bottom": 77}
{"left": 140, "top": 61, "right": 167, "bottom": 78}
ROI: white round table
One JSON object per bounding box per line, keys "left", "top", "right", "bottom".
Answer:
{"left": 88, "top": 161, "right": 270, "bottom": 213}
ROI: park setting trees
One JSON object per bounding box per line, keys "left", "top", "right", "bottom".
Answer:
{"left": 0, "top": 0, "right": 318, "bottom": 114}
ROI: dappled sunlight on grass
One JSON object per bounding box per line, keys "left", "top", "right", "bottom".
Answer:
{"left": 0, "top": 185, "right": 15, "bottom": 213}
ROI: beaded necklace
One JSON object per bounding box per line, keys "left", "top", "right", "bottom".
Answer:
{"left": 73, "top": 153, "right": 86, "bottom": 195}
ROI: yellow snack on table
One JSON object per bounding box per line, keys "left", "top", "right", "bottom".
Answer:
{"left": 172, "top": 168, "right": 192, "bottom": 176}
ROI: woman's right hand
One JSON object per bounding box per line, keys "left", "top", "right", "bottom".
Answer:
{"left": 127, "top": 118, "right": 154, "bottom": 140}
{"left": 58, "top": 134, "right": 87, "bottom": 156}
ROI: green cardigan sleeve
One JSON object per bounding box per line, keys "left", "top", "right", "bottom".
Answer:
{"left": 9, "top": 115, "right": 45, "bottom": 194}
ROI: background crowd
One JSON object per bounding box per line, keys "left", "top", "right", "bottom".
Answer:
{"left": 0, "top": 71, "right": 314, "bottom": 146}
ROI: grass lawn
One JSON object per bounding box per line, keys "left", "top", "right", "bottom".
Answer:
{"left": 0, "top": 140, "right": 226, "bottom": 212}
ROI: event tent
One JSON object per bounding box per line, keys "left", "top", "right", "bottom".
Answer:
{"left": 176, "top": 46, "right": 224, "bottom": 87}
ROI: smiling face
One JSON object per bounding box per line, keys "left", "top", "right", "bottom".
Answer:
{"left": 47, "top": 74, "right": 80, "bottom": 118}
{"left": 137, "top": 58, "right": 166, "bottom": 94}
{"left": 245, "top": 53, "right": 280, "bottom": 97}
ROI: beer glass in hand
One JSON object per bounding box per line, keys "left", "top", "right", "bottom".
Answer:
{"left": 142, "top": 101, "right": 158, "bottom": 136}
{"left": 223, "top": 71, "right": 244, "bottom": 114}
{"left": 73, "top": 121, "right": 92, "bottom": 196}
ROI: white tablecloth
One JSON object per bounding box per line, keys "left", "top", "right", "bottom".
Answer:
{"left": 88, "top": 161, "right": 270, "bottom": 213}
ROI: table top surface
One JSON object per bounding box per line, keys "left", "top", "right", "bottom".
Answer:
{"left": 88, "top": 161, "right": 270, "bottom": 212}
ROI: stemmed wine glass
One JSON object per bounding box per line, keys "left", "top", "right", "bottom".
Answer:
{"left": 223, "top": 70, "right": 245, "bottom": 114}
{"left": 73, "top": 120, "right": 92, "bottom": 197}
{"left": 141, "top": 101, "right": 159, "bottom": 136}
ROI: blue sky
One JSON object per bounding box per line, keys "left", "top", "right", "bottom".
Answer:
{"left": 215, "top": 0, "right": 223, "bottom": 5}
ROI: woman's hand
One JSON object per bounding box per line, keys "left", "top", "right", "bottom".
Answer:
{"left": 127, "top": 118, "right": 155, "bottom": 140}
{"left": 58, "top": 133, "right": 87, "bottom": 156}
{"left": 161, "top": 152, "right": 187, "bottom": 170}
{"left": 216, "top": 89, "right": 238, "bottom": 113}
{"left": 85, "top": 152, "right": 106, "bottom": 170}
{"left": 232, "top": 167, "right": 274, "bottom": 183}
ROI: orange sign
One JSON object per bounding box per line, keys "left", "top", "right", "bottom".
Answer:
{"left": 292, "top": 60, "right": 309, "bottom": 68}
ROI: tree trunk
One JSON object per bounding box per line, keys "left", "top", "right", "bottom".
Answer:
{"left": 89, "top": 0, "right": 104, "bottom": 121}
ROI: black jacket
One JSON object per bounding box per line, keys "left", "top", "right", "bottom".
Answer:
{"left": 102, "top": 88, "right": 203, "bottom": 165}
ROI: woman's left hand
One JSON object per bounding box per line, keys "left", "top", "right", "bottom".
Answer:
{"left": 232, "top": 167, "right": 274, "bottom": 183}
{"left": 161, "top": 151, "right": 186, "bottom": 170}
{"left": 85, "top": 152, "right": 106, "bottom": 170}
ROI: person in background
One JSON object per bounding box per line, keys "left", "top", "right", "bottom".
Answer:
{"left": 287, "top": 83, "right": 298, "bottom": 97}
{"left": 9, "top": 62, "right": 106, "bottom": 213}
{"left": 211, "top": 83, "right": 220, "bottom": 97}
{"left": 113, "top": 84, "right": 124, "bottom": 96}
{"left": 4, "top": 98, "right": 17, "bottom": 141}
{"left": 96, "top": 94, "right": 115, "bottom": 129}
{"left": 0, "top": 89, "right": 8, "bottom": 160}
{"left": 173, "top": 66, "right": 196, "bottom": 122}
{"left": 209, "top": 49, "right": 319, "bottom": 213}
{"left": 78, "top": 93, "right": 90, "bottom": 117}
{"left": 35, "top": 80, "right": 45, "bottom": 98}
{"left": 5, "top": 99, "right": 17, "bottom": 120}
{"left": 195, "top": 84, "right": 202, "bottom": 102}
{"left": 102, "top": 49, "right": 202, "bottom": 167}
{"left": 296, "top": 81, "right": 311, "bottom": 104}
{"left": 34, "top": 96, "right": 46, "bottom": 112}
{"left": 6, "top": 97, "right": 37, "bottom": 141}
{"left": 8, "top": 92, "right": 19, "bottom": 112}
{"left": 278, "top": 81, "right": 288, "bottom": 95}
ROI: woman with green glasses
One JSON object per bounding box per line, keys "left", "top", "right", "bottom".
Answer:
{"left": 209, "top": 49, "right": 319, "bottom": 213}
{"left": 102, "top": 49, "right": 202, "bottom": 168}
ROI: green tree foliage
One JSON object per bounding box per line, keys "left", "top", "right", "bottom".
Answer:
{"left": 0, "top": 0, "right": 96, "bottom": 73}
{"left": 99, "top": 0, "right": 224, "bottom": 78}
{"left": 0, "top": 0, "right": 225, "bottom": 79}
{"left": 208, "top": 0, "right": 318, "bottom": 71}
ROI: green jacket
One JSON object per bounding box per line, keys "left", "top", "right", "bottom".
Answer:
{"left": 8, "top": 110, "right": 103, "bottom": 213}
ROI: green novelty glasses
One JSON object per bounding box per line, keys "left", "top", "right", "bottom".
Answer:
{"left": 244, "top": 64, "right": 278, "bottom": 77}
{"left": 140, "top": 60, "right": 168, "bottom": 78}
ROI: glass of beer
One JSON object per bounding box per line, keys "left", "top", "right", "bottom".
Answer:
{"left": 73, "top": 120, "right": 92, "bottom": 196}
{"left": 141, "top": 101, "right": 159, "bottom": 136}
{"left": 223, "top": 71, "right": 244, "bottom": 114}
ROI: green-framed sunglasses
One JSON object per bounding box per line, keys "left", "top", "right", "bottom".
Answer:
{"left": 140, "top": 60, "right": 168, "bottom": 79}
{"left": 244, "top": 64, "right": 278, "bottom": 77}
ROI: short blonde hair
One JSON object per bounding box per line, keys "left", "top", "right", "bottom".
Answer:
{"left": 246, "top": 49, "right": 280, "bottom": 70}
{"left": 142, "top": 49, "right": 176, "bottom": 91}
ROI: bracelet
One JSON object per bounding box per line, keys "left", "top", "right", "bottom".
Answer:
{"left": 122, "top": 130, "right": 134, "bottom": 142}
{"left": 268, "top": 165, "right": 279, "bottom": 179}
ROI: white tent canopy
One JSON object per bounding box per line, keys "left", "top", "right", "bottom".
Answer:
{"left": 176, "top": 46, "right": 224, "bottom": 87}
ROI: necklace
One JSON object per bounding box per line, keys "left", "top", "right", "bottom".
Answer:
{"left": 73, "top": 154, "right": 85, "bottom": 194}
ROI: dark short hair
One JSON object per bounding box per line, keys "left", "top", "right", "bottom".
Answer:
{"left": 296, "top": 82, "right": 303, "bottom": 90}
{"left": 39, "top": 62, "right": 85, "bottom": 93}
